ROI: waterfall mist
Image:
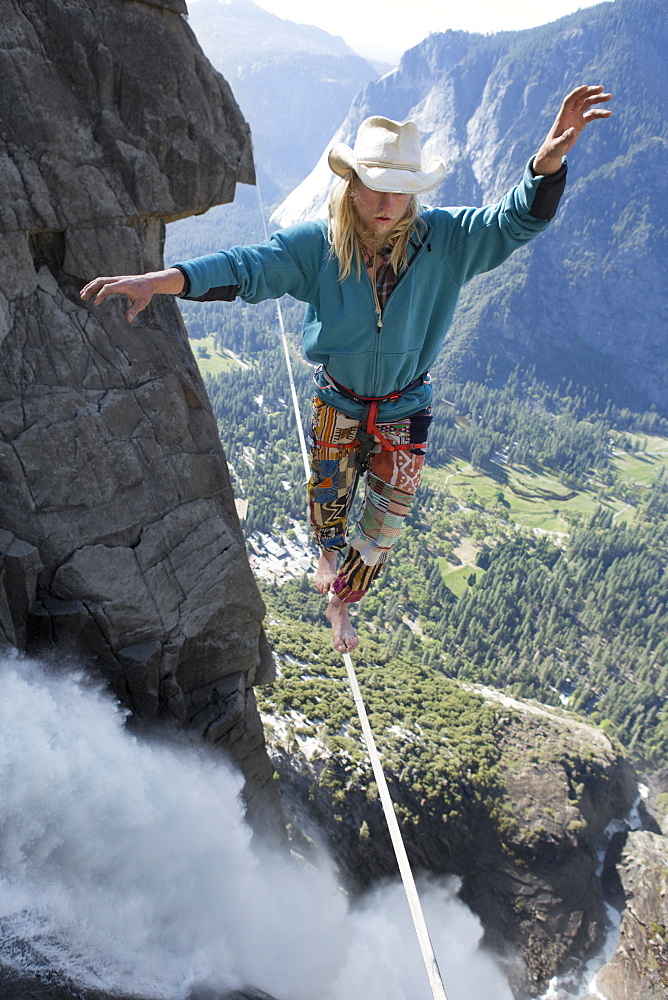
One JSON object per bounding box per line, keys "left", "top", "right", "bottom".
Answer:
{"left": 0, "top": 653, "right": 514, "bottom": 1000}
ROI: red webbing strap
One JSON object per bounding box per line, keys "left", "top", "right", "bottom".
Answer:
{"left": 315, "top": 400, "right": 411, "bottom": 451}
{"left": 314, "top": 400, "right": 410, "bottom": 454}
{"left": 365, "top": 400, "right": 406, "bottom": 452}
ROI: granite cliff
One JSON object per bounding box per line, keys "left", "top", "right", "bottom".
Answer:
{"left": 0, "top": 0, "right": 282, "bottom": 834}
{"left": 266, "top": 687, "right": 640, "bottom": 996}
{"left": 584, "top": 830, "right": 668, "bottom": 1000}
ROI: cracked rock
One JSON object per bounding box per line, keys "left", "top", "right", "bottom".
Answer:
{"left": 0, "top": 0, "right": 281, "bottom": 836}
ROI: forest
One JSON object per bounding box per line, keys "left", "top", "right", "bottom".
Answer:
{"left": 179, "top": 289, "right": 668, "bottom": 773}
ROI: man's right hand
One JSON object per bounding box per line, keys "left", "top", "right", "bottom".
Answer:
{"left": 80, "top": 267, "right": 185, "bottom": 323}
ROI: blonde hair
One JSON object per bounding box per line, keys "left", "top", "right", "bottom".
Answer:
{"left": 327, "top": 174, "right": 423, "bottom": 282}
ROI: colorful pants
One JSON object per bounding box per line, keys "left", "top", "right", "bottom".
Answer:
{"left": 307, "top": 396, "right": 431, "bottom": 603}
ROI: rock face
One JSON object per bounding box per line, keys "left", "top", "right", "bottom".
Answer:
{"left": 270, "top": 692, "right": 638, "bottom": 996}
{"left": 585, "top": 830, "right": 668, "bottom": 1000}
{"left": 0, "top": 0, "right": 282, "bottom": 835}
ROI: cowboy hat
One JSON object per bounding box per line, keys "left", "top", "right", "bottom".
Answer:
{"left": 328, "top": 116, "right": 446, "bottom": 195}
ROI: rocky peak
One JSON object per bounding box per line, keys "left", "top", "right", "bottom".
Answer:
{"left": 269, "top": 687, "right": 639, "bottom": 996}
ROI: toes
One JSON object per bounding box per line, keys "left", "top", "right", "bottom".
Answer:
{"left": 332, "top": 632, "right": 359, "bottom": 653}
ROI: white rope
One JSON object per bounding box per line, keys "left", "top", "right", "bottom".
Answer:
{"left": 254, "top": 176, "right": 449, "bottom": 1000}
{"left": 342, "top": 651, "right": 448, "bottom": 1000}
{"left": 254, "top": 172, "right": 311, "bottom": 483}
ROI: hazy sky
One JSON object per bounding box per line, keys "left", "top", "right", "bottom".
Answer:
{"left": 251, "top": 0, "right": 606, "bottom": 61}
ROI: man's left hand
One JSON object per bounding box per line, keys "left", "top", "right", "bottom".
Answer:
{"left": 534, "top": 84, "right": 612, "bottom": 175}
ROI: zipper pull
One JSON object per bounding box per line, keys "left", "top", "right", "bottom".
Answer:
{"left": 370, "top": 256, "right": 383, "bottom": 330}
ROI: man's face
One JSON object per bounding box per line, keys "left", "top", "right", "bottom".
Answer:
{"left": 352, "top": 176, "right": 412, "bottom": 238}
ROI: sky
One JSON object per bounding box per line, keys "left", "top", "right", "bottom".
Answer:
{"left": 251, "top": 0, "right": 606, "bottom": 61}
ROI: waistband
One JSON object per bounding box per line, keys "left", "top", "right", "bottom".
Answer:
{"left": 314, "top": 365, "right": 431, "bottom": 404}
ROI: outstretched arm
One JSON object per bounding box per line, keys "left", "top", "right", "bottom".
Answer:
{"left": 80, "top": 267, "right": 185, "bottom": 322}
{"left": 533, "top": 84, "right": 612, "bottom": 175}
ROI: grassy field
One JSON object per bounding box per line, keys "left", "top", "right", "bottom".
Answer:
{"left": 425, "top": 459, "right": 611, "bottom": 533}
{"left": 437, "top": 560, "right": 486, "bottom": 597}
{"left": 426, "top": 438, "right": 668, "bottom": 530}
{"left": 424, "top": 434, "right": 668, "bottom": 590}
{"left": 611, "top": 433, "right": 668, "bottom": 487}
{"left": 190, "top": 335, "right": 249, "bottom": 377}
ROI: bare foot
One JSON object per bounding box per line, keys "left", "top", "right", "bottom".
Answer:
{"left": 325, "top": 595, "right": 360, "bottom": 653}
{"left": 314, "top": 549, "right": 338, "bottom": 594}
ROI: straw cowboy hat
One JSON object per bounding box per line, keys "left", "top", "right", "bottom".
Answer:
{"left": 328, "top": 116, "right": 446, "bottom": 195}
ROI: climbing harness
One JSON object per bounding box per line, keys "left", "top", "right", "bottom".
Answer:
{"left": 313, "top": 364, "right": 432, "bottom": 524}
{"left": 254, "top": 174, "right": 449, "bottom": 1000}
{"left": 310, "top": 365, "right": 431, "bottom": 524}
{"left": 314, "top": 364, "right": 431, "bottom": 475}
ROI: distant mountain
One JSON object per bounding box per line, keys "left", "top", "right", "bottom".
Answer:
{"left": 273, "top": 0, "right": 668, "bottom": 413}
{"left": 184, "top": 0, "right": 381, "bottom": 196}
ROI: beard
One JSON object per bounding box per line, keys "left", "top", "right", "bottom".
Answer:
{"left": 355, "top": 222, "right": 393, "bottom": 254}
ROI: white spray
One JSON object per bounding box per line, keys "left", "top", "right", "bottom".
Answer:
{"left": 0, "top": 653, "right": 513, "bottom": 1000}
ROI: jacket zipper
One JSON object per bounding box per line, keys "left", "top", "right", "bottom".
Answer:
{"left": 367, "top": 225, "right": 433, "bottom": 397}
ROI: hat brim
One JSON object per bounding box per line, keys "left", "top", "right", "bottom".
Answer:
{"left": 328, "top": 142, "right": 446, "bottom": 195}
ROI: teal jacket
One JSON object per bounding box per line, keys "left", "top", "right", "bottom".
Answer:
{"left": 175, "top": 159, "right": 566, "bottom": 421}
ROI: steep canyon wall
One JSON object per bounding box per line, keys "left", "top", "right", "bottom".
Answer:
{"left": 0, "top": 0, "right": 282, "bottom": 834}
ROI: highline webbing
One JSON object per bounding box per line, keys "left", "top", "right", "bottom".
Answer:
{"left": 254, "top": 171, "right": 449, "bottom": 1000}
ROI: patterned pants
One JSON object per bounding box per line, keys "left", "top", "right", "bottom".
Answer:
{"left": 307, "top": 396, "right": 431, "bottom": 604}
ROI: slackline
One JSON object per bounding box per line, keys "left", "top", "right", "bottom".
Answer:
{"left": 254, "top": 176, "right": 449, "bottom": 1000}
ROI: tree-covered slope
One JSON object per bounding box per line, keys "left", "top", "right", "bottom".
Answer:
{"left": 196, "top": 337, "right": 668, "bottom": 769}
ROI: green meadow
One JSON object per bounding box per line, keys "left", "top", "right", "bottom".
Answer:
{"left": 191, "top": 335, "right": 249, "bottom": 377}
{"left": 424, "top": 432, "right": 668, "bottom": 588}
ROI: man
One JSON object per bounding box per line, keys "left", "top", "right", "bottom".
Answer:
{"left": 81, "top": 85, "right": 612, "bottom": 654}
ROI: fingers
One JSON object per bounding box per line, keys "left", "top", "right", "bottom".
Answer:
{"left": 80, "top": 275, "right": 133, "bottom": 305}
{"left": 583, "top": 106, "right": 613, "bottom": 123}
{"left": 581, "top": 91, "right": 613, "bottom": 120}
{"left": 563, "top": 84, "right": 613, "bottom": 118}
{"left": 79, "top": 276, "right": 115, "bottom": 302}
{"left": 564, "top": 84, "right": 612, "bottom": 105}
{"left": 79, "top": 275, "right": 152, "bottom": 322}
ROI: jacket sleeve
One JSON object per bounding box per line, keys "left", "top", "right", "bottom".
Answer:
{"left": 171, "top": 222, "right": 324, "bottom": 304}
{"left": 435, "top": 157, "right": 567, "bottom": 287}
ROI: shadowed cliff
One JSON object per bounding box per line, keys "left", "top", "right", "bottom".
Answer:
{"left": 0, "top": 0, "right": 282, "bottom": 836}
